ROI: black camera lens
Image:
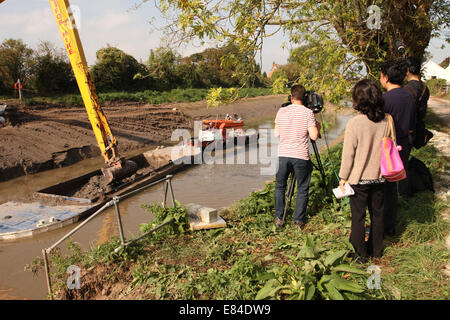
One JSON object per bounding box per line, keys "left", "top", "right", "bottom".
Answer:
{"left": 394, "top": 39, "right": 406, "bottom": 55}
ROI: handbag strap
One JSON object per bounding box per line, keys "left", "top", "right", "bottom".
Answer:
{"left": 418, "top": 81, "right": 427, "bottom": 101}
{"left": 383, "top": 114, "right": 390, "bottom": 137}
{"left": 384, "top": 114, "right": 397, "bottom": 144}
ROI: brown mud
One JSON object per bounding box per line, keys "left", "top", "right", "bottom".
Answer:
{"left": 0, "top": 96, "right": 284, "bottom": 183}
{"left": 69, "top": 166, "right": 157, "bottom": 201}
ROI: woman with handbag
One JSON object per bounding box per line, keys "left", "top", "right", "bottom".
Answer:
{"left": 339, "top": 79, "right": 389, "bottom": 260}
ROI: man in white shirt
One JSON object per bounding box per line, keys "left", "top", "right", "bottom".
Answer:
{"left": 274, "top": 84, "right": 320, "bottom": 229}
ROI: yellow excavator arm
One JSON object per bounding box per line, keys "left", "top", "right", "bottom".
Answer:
{"left": 47, "top": 0, "right": 136, "bottom": 183}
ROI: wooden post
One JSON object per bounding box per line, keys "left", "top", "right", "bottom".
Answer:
{"left": 42, "top": 249, "right": 53, "bottom": 300}
{"left": 17, "top": 79, "right": 23, "bottom": 105}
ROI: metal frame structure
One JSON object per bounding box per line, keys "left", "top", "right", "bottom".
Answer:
{"left": 42, "top": 175, "right": 177, "bottom": 299}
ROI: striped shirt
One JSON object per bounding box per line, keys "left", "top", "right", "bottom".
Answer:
{"left": 275, "top": 104, "right": 316, "bottom": 160}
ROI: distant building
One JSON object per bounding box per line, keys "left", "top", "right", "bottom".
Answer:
{"left": 422, "top": 60, "right": 450, "bottom": 84}
{"left": 267, "top": 63, "right": 278, "bottom": 78}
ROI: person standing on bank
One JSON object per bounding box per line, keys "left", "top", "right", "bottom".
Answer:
{"left": 273, "top": 84, "right": 321, "bottom": 230}
{"left": 403, "top": 57, "right": 431, "bottom": 149}
{"left": 339, "top": 79, "right": 388, "bottom": 260}
{"left": 380, "top": 60, "right": 416, "bottom": 236}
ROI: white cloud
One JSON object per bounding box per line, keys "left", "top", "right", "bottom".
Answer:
{"left": 80, "top": 11, "right": 161, "bottom": 64}
{"left": 0, "top": 7, "right": 55, "bottom": 37}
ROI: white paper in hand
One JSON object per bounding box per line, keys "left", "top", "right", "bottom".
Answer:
{"left": 333, "top": 183, "right": 355, "bottom": 199}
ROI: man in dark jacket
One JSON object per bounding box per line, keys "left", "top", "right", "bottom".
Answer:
{"left": 403, "top": 56, "right": 431, "bottom": 149}
{"left": 380, "top": 59, "right": 416, "bottom": 236}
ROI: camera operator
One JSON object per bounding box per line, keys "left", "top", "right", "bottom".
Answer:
{"left": 273, "top": 84, "right": 321, "bottom": 230}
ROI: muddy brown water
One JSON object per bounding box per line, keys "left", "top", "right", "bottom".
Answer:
{"left": 0, "top": 112, "right": 352, "bottom": 300}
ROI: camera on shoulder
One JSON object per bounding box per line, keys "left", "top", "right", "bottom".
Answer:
{"left": 281, "top": 91, "right": 324, "bottom": 114}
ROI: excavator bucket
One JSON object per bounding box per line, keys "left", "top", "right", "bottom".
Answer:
{"left": 102, "top": 159, "right": 138, "bottom": 185}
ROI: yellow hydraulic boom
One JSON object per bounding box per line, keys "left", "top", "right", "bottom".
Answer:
{"left": 47, "top": 0, "right": 136, "bottom": 184}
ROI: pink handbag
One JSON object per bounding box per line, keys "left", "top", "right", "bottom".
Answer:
{"left": 380, "top": 114, "right": 407, "bottom": 182}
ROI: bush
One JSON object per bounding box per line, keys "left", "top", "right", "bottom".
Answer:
{"left": 426, "top": 78, "right": 447, "bottom": 96}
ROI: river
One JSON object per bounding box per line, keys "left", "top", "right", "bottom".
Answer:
{"left": 0, "top": 109, "right": 352, "bottom": 299}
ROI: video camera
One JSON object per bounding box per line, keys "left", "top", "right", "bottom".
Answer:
{"left": 281, "top": 91, "right": 324, "bottom": 114}
{"left": 394, "top": 39, "right": 406, "bottom": 57}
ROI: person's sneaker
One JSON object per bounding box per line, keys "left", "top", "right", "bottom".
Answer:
{"left": 274, "top": 217, "right": 284, "bottom": 227}
{"left": 295, "top": 221, "right": 306, "bottom": 230}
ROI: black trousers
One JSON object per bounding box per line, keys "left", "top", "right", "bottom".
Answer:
{"left": 349, "top": 183, "right": 385, "bottom": 258}
{"left": 384, "top": 143, "right": 411, "bottom": 235}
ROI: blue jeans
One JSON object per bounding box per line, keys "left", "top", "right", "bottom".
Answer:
{"left": 274, "top": 157, "right": 312, "bottom": 223}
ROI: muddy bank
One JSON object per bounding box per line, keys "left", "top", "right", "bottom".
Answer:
{"left": 0, "top": 101, "right": 188, "bottom": 182}
{"left": 0, "top": 96, "right": 285, "bottom": 183}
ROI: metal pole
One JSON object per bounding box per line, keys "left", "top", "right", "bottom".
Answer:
{"left": 162, "top": 180, "right": 169, "bottom": 208}
{"left": 113, "top": 196, "right": 126, "bottom": 245}
{"left": 41, "top": 174, "right": 178, "bottom": 297}
{"left": 46, "top": 175, "right": 173, "bottom": 253}
{"left": 116, "top": 217, "right": 175, "bottom": 252}
{"left": 116, "top": 175, "right": 172, "bottom": 202}
{"left": 42, "top": 249, "right": 53, "bottom": 300}
{"left": 47, "top": 200, "right": 113, "bottom": 252}
{"left": 311, "top": 140, "right": 326, "bottom": 188}
{"left": 167, "top": 175, "right": 176, "bottom": 207}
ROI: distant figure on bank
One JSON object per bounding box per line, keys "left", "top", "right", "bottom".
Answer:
{"left": 379, "top": 60, "right": 416, "bottom": 236}
{"left": 273, "top": 84, "right": 321, "bottom": 230}
{"left": 339, "top": 79, "right": 388, "bottom": 260}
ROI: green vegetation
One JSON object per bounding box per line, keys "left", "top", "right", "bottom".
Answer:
{"left": 29, "top": 135, "right": 448, "bottom": 300}
{"left": 0, "top": 38, "right": 268, "bottom": 98}
{"left": 22, "top": 87, "right": 273, "bottom": 107}
{"left": 426, "top": 78, "right": 448, "bottom": 96}
{"left": 152, "top": 0, "right": 450, "bottom": 106}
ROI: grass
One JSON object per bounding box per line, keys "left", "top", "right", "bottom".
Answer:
{"left": 12, "top": 87, "right": 273, "bottom": 107}
{"left": 27, "top": 115, "right": 449, "bottom": 300}
{"left": 382, "top": 243, "right": 449, "bottom": 300}
{"left": 425, "top": 109, "right": 448, "bottom": 132}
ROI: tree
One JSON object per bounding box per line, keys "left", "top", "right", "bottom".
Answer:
{"left": 190, "top": 47, "right": 235, "bottom": 87}
{"left": 0, "top": 38, "right": 34, "bottom": 95}
{"left": 440, "top": 57, "right": 450, "bottom": 69}
{"left": 146, "top": 47, "right": 180, "bottom": 90}
{"left": 30, "top": 41, "right": 77, "bottom": 95}
{"left": 91, "top": 46, "right": 149, "bottom": 92}
{"left": 142, "top": 0, "right": 450, "bottom": 103}
{"left": 177, "top": 58, "right": 203, "bottom": 88}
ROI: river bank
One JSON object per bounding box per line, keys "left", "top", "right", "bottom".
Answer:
{"left": 32, "top": 98, "right": 449, "bottom": 300}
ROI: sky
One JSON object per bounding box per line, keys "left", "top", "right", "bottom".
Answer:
{"left": 0, "top": 0, "right": 448, "bottom": 74}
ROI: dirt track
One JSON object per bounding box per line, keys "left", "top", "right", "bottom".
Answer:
{"left": 0, "top": 95, "right": 284, "bottom": 182}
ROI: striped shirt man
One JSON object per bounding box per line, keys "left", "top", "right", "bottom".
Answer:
{"left": 274, "top": 104, "right": 317, "bottom": 160}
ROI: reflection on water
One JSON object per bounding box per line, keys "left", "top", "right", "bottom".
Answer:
{"left": 0, "top": 112, "right": 352, "bottom": 300}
